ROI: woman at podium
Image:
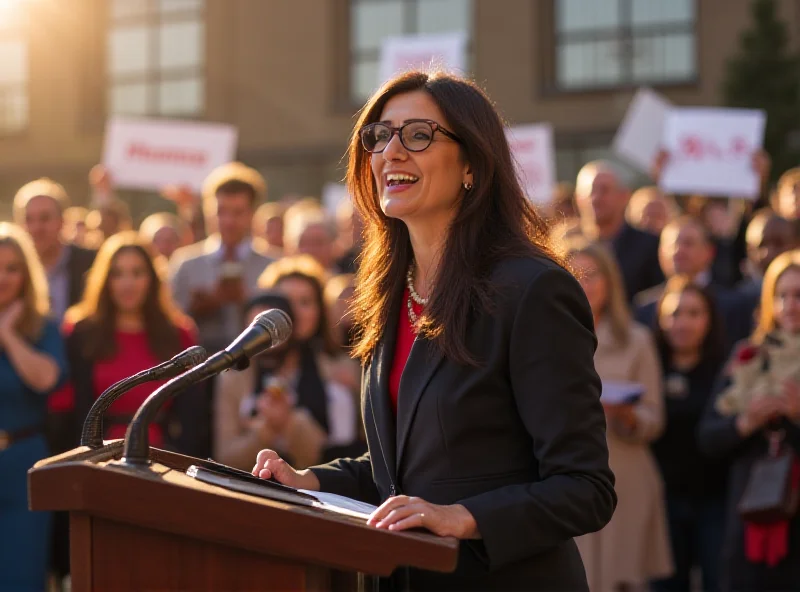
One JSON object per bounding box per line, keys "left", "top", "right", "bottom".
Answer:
{"left": 253, "top": 71, "right": 616, "bottom": 591}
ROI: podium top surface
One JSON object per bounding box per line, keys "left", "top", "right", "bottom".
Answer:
{"left": 28, "top": 443, "right": 459, "bottom": 576}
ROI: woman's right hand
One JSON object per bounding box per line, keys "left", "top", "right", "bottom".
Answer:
{"left": 736, "top": 395, "right": 784, "bottom": 437}
{"left": 252, "top": 449, "right": 321, "bottom": 491}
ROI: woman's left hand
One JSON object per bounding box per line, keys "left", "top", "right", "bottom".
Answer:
{"left": 367, "top": 496, "right": 479, "bottom": 539}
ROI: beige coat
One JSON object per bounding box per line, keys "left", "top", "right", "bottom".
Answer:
{"left": 576, "top": 319, "right": 673, "bottom": 592}
{"left": 212, "top": 355, "right": 360, "bottom": 471}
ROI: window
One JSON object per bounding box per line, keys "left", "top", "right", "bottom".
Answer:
{"left": 107, "top": 0, "right": 204, "bottom": 116}
{"left": 349, "top": 0, "right": 472, "bottom": 102}
{"left": 555, "top": 0, "right": 696, "bottom": 90}
{"left": 0, "top": 6, "right": 28, "bottom": 133}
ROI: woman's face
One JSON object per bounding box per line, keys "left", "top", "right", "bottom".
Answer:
{"left": 0, "top": 245, "right": 26, "bottom": 309}
{"left": 370, "top": 90, "right": 470, "bottom": 223}
{"left": 573, "top": 253, "right": 608, "bottom": 316}
{"left": 774, "top": 268, "right": 800, "bottom": 334}
{"left": 659, "top": 290, "right": 710, "bottom": 353}
{"left": 277, "top": 276, "right": 320, "bottom": 342}
{"left": 109, "top": 249, "right": 152, "bottom": 315}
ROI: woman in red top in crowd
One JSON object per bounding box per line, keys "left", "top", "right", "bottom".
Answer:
{"left": 63, "top": 231, "right": 196, "bottom": 448}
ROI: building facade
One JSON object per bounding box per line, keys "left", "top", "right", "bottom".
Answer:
{"left": 0, "top": 0, "right": 798, "bottom": 220}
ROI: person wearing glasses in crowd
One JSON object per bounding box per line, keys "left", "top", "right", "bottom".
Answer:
{"left": 252, "top": 71, "right": 616, "bottom": 591}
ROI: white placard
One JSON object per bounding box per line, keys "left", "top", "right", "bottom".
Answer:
{"left": 601, "top": 381, "right": 644, "bottom": 405}
{"left": 321, "top": 182, "right": 350, "bottom": 216}
{"left": 659, "top": 107, "right": 766, "bottom": 199}
{"left": 102, "top": 117, "right": 238, "bottom": 193}
{"left": 612, "top": 87, "right": 673, "bottom": 173}
{"left": 378, "top": 32, "right": 467, "bottom": 85}
{"left": 506, "top": 124, "right": 556, "bottom": 204}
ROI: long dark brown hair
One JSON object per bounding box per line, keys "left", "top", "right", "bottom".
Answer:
{"left": 65, "top": 231, "right": 190, "bottom": 361}
{"left": 653, "top": 276, "right": 727, "bottom": 371}
{"left": 348, "top": 70, "right": 560, "bottom": 365}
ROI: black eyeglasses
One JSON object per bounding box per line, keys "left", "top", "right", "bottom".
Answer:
{"left": 360, "top": 119, "right": 461, "bottom": 153}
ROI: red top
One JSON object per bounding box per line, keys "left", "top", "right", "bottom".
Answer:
{"left": 388, "top": 288, "right": 422, "bottom": 416}
{"left": 93, "top": 327, "right": 195, "bottom": 445}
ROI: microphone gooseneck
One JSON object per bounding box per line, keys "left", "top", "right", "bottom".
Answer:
{"left": 80, "top": 345, "right": 208, "bottom": 449}
{"left": 121, "top": 309, "right": 292, "bottom": 465}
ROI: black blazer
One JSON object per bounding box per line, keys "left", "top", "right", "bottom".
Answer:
{"left": 311, "top": 257, "right": 616, "bottom": 591}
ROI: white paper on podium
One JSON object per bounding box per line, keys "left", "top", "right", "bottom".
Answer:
{"left": 301, "top": 490, "right": 377, "bottom": 520}
{"left": 601, "top": 381, "right": 644, "bottom": 405}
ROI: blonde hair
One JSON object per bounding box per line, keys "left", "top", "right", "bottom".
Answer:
{"left": 283, "top": 209, "right": 335, "bottom": 253}
{"left": 0, "top": 223, "right": 50, "bottom": 340}
{"left": 202, "top": 161, "right": 267, "bottom": 217}
{"left": 754, "top": 249, "right": 800, "bottom": 343}
{"left": 138, "top": 212, "right": 185, "bottom": 243}
{"left": 567, "top": 238, "right": 631, "bottom": 347}
{"left": 13, "top": 178, "right": 70, "bottom": 224}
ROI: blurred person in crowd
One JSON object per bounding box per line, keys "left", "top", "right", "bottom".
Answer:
{"left": 283, "top": 207, "right": 339, "bottom": 271}
{"left": 0, "top": 223, "right": 67, "bottom": 592}
{"left": 626, "top": 186, "right": 679, "bottom": 236}
{"left": 687, "top": 196, "right": 748, "bottom": 288}
{"left": 252, "top": 201, "right": 286, "bottom": 258}
{"left": 86, "top": 198, "right": 132, "bottom": 242}
{"left": 139, "top": 212, "right": 192, "bottom": 260}
{"left": 169, "top": 162, "right": 273, "bottom": 457}
{"left": 88, "top": 164, "right": 114, "bottom": 205}
{"left": 162, "top": 184, "right": 205, "bottom": 243}
{"left": 773, "top": 167, "right": 800, "bottom": 221}
{"left": 335, "top": 200, "right": 365, "bottom": 274}
{"left": 64, "top": 232, "right": 196, "bottom": 450}
{"left": 569, "top": 240, "right": 673, "bottom": 592}
{"left": 214, "top": 292, "right": 357, "bottom": 470}
{"left": 650, "top": 278, "right": 729, "bottom": 592}
{"left": 257, "top": 254, "right": 360, "bottom": 404}
{"left": 636, "top": 215, "right": 753, "bottom": 353}
{"left": 13, "top": 179, "right": 97, "bottom": 323}
{"left": 62, "top": 206, "right": 90, "bottom": 247}
{"left": 699, "top": 250, "right": 800, "bottom": 591}
{"left": 575, "top": 160, "right": 664, "bottom": 301}
{"left": 253, "top": 71, "right": 615, "bottom": 591}
{"left": 738, "top": 210, "right": 798, "bottom": 310}
{"left": 12, "top": 179, "right": 97, "bottom": 583}
{"left": 324, "top": 272, "right": 357, "bottom": 351}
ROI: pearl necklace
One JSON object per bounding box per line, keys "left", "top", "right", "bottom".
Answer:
{"left": 406, "top": 264, "right": 429, "bottom": 327}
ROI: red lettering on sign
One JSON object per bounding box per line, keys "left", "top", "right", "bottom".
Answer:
{"left": 126, "top": 142, "right": 208, "bottom": 168}
{"left": 676, "top": 134, "right": 751, "bottom": 162}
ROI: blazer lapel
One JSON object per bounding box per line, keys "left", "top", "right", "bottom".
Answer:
{"left": 395, "top": 335, "right": 444, "bottom": 474}
{"left": 367, "top": 299, "right": 400, "bottom": 486}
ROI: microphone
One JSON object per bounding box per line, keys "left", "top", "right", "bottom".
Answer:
{"left": 121, "top": 309, "right": 292, "bottom": 465}
{"left": 80, "top": 345, "right": 208, "bottom": 449}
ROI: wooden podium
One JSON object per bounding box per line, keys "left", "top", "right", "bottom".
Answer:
{"left": 28, "top": 442, "right": 458, "bottom": 591}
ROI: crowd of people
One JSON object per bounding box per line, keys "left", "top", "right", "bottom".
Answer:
{"left": 1, "top": 111, "right": 800, "bottom": 591}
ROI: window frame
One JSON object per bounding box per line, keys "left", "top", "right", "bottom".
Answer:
{"left": 107, "top": 0, "right": 205, "bottom": 117}
{"left": 346, "top": 0, "right": 474, "bottom": 106}
{"left": 543, "top": 0, "right": 700, "bottom": 95}
{"left": 0, "top": 10, "right": 29, "bottom": 136}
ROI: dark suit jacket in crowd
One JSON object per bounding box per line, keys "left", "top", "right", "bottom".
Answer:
{"left": 311, "top": 257, "right": 617, "bottom": 591}
{"left": 611, "top": 222, "right": 664, "bottom": 303}
{"left": 66, "top": 244, "right": 97, "bottom": 307}
{"left": 634, "top": 281, "right": 755, "bottom": 355}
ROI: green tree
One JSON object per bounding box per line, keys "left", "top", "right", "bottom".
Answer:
{"left": 723, "top": 0, "right": 800, "bottom": 182}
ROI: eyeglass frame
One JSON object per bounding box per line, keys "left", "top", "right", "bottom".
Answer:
{"left": 359, "top": 119, "right": 462, "bottom": 153}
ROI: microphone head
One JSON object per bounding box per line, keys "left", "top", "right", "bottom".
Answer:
{"left": 253, "top": 309, "right": 293, "bottom": 348}
{"left": 173, "top": 345, "right": 209, "bottom": 370}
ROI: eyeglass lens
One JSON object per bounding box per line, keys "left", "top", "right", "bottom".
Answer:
{"left": 363, "top": 121, "right": 434, "bottom": 153}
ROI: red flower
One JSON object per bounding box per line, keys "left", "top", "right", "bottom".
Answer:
{"left": 736, "top": 344, "right": 759, "bottom": 363}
